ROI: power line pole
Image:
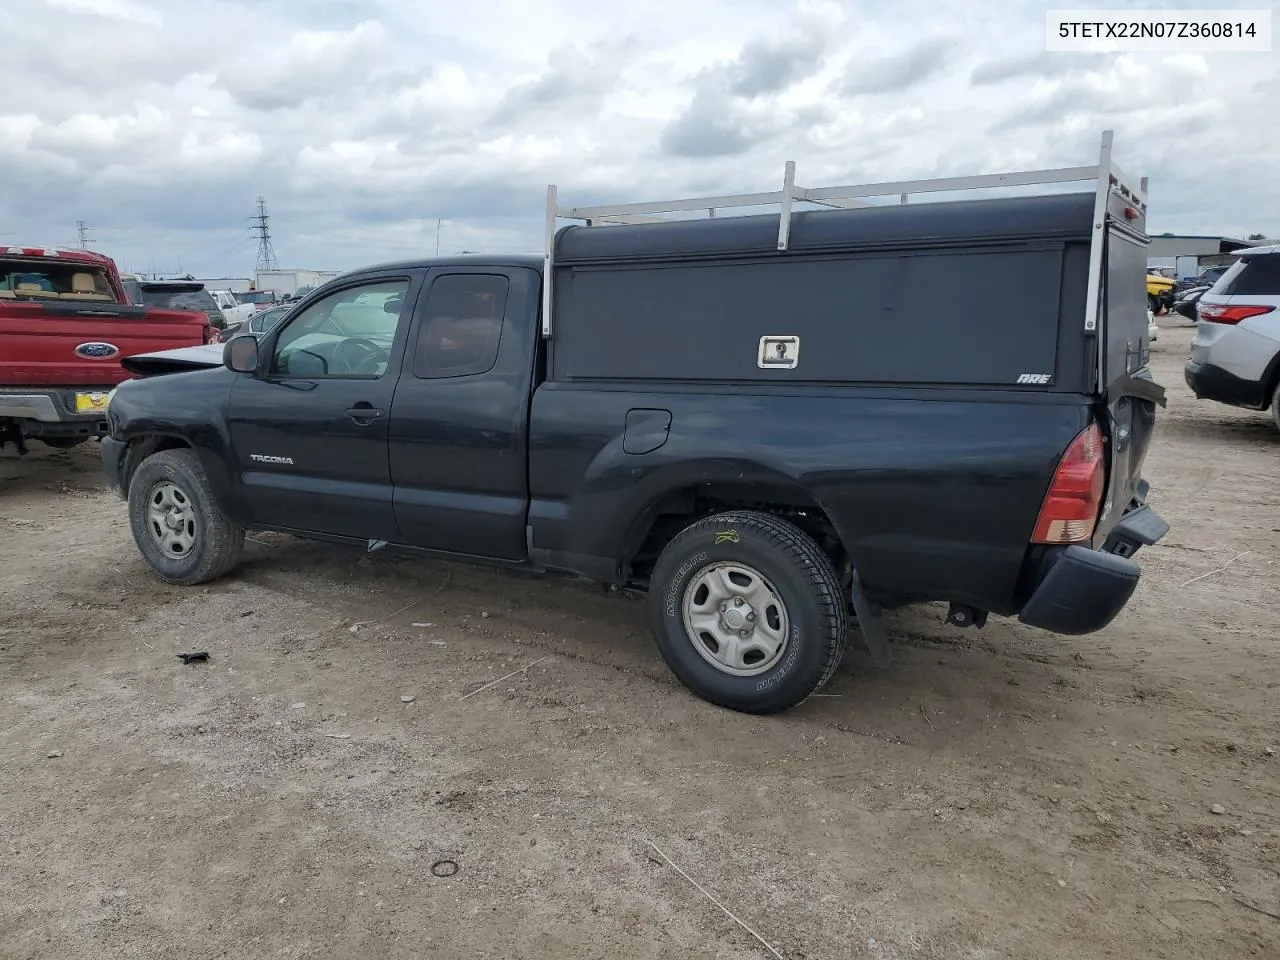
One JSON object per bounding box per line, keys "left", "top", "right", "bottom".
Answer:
{"left": 436, "top": 218, "right": 442, "bottom": 257}
{"left": 76, "top": 220, "right": 91, "bottom": 249}
{"left": 250, "top": 196, "right": 279, "bottom": 273}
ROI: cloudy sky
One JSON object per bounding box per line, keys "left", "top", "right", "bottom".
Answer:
{"left": 3, "top": 0, "right": 1276, "bottom": 277}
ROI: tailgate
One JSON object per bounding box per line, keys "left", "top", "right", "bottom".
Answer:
{"left": 1094, "top": 193, "right": 1165, "bottom": 542}
{"left": 0, "top": 302, "right": 210, "bottom": 386}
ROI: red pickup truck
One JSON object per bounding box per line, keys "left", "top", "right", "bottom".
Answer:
{"left": 1, "top": 244, "right": 216, "bottom": 453}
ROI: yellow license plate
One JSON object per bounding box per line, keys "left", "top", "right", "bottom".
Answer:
{"left": 74, "top": 391, "right": 110, "bottom": 413}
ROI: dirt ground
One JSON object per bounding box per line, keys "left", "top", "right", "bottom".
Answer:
{"left": 1, "top": 322, "right": 1277, "bottom": 960}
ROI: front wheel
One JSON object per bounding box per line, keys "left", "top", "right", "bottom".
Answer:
{"left": 648, "top": 510, "right": 848, "bottom": 714}
{"left": 127, "top": 448, "right": 245, "bottom": 585}
{"left": 1148, "top": 294, "right": 1161, "bottom": 315}
{"left": 1272, "top": 384, "right": 1280, "bottom": 434}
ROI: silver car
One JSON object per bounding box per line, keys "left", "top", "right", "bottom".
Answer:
{"left": 1184, "top": 244, "right": 1280, "bottom": 431}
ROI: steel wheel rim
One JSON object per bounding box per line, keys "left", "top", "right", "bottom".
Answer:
{"left": 681, "top": 561, "right": 790, "bottom": 677}
{"left": 146, "top": 480, "right": 197, "bottom": 558}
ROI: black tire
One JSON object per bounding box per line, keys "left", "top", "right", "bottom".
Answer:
{"left": 1271, "top": 384, "right": 1280, "bottom": 435}
{"left": 127, "top": 448, "right": 244, "bottom": 585}
{"left": 1148, "top": 294, "right": 1160, "bottom": 315}
{"left": 648, "top": 510, "right": 847, "bottom": 714}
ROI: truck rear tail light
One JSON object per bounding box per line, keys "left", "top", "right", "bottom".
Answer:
{"left": 1197, "top": 303, "right": 1275, "bottom": 325}
{"left": 1032, "top": 423, "right": 1105, "bottom": 545}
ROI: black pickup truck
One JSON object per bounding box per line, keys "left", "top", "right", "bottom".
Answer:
{"left": 101, "top": 136, "right": 1168, "bottom": 714}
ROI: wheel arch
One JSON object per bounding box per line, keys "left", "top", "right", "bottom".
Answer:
{"left": 618, "top": 468, "right": 851, "bottom": 586}
{"left": 121, "top": 434, "right": 194, "bottom": 493}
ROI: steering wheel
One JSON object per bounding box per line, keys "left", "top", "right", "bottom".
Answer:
{"left": 331, "top": 337, "right": 388, "bottom": 375}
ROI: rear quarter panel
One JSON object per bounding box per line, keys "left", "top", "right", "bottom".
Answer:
{"left": 528, "top": 383, "right": 1093, "bottom": 614}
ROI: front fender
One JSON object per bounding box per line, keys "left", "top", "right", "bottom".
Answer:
{"left": 107, "top": 369, "right": 244, "bottom": 520}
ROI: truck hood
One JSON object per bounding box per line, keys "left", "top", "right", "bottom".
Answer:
{"left": 120, "top": 343, "right": 225, "bottom": 376}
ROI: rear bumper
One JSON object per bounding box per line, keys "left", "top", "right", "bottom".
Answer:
{"left": 1018, "top": 495, "right": 1168, "bottom": 636}
{"left": 1184, "top": 359, "right": 1267, "bottom": 409}
{"left": 0, "top": 388, "right": 112, "bottom": 436}
{"left": 100, "top": 436, "right": 127, "bottom": 498}
{"left": 0, "top": 392, "right": 63, "bottom": 422}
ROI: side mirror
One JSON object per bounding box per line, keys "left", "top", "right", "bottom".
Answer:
{"left": 223, "top": 334, "right": 260, "bottom": 374}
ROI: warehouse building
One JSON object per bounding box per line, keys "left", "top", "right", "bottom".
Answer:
{"left": 1147, "top": 234, "right": 1260, "bottom": 279}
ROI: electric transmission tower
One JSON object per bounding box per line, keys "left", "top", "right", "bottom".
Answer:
{"left": 250, "top": 196, "right": 279, "bottom": 272}
{"left": 76, "top": 220, "right": 92, "bottom": 249}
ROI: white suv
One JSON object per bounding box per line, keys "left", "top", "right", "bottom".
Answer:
{"left": 1185, "top": 244, "right": 1280, "bottom": 431}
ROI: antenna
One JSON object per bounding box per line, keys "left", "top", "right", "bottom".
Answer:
{"left": 76, "top": 220, "right": 92, "bottom": 249}
{"left": 250, "top": 196, "right": 279, "bottom": 272}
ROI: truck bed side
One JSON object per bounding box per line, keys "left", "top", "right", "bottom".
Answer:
{"left": 527, "top": 383, "right": 1090, "bottom": 614}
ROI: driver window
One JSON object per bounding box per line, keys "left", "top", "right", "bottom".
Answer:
{"left": 270, "top": 279, "right": 409, "bottom": 378}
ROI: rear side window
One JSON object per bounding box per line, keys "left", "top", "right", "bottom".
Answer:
{"left": 1216, "top": 255, "right": 1280, "bottom": 296}
{"left": 0, "top": 260, "right": 113, "bottom": 300}
{"left": 412, "top": 274, "right": 509, "bottom": 379}
{"left": 140, "top": 287, "right": 218, "bottom": 312}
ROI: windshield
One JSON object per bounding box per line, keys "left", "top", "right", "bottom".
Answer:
{"left": 0, "top": 258, "right": 115, "bottom": 302}
{"left": 139, "top": 286, "right": 218, "bottom": 312}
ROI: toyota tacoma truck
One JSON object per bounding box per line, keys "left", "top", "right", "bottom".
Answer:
{"left": 100, "top": 131, "right": 1169, "bottom": 714}
{"left": 1, "top": 245, "right": 218, "bottom": 453}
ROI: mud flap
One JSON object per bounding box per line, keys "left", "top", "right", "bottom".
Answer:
{"left": 851, "top": 570, "right": 891, "bottom": 668}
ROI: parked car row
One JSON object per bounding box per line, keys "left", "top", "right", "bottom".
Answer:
{"left": 118, "top": 276, "right": 291, "bottom": 333}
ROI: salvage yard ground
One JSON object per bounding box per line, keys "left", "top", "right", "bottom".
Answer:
{"left": 1, "top": 323, "right": 1277, "bottom": 960}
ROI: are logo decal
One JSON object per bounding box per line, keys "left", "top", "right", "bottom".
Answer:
{"left": 1016, "top": 373, "right": 1052, "bottom": 384}
{"left": 74, "top": 342, "right": 120, "bottom": 359}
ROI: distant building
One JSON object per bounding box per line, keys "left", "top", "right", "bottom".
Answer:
{"left": 254, "top": 268, "right": 341, "bottom": 296}
{"left": 1147, "top": 235, "right": 1259, "bottom": 279}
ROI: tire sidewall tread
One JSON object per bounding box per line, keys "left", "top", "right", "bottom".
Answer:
{"left": 127, "top": 448, "right": 244, "bottom": 585}
{"left": 650, "top": 510, "right": 847, "bottom": 714}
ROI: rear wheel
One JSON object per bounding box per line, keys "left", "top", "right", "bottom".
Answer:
{"left": 648, "top": 510, "right": 847, "bottom": 714}
{"left": 127, "top": 448, "right": 244, "bottom": 585}
{"left": 1272, "top": 384, "right": 1280, "bottom": 434}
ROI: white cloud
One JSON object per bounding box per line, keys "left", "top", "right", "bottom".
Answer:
{"left": 41, "top": 0, "right": 162, "bottom": 26}
{"left": 2, "top": 0, "right": 1276, "bottom": 272}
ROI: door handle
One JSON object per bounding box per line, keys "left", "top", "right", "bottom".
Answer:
{"left": 345, "top": 404, "right": 384, "bottom": 424}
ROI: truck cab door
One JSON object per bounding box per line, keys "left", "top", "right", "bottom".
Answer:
{"left": 226, "top": 272, "right": 422, "bottom": 541}
{"left": 388, "top": 266, "right": 538, "bottom": 561}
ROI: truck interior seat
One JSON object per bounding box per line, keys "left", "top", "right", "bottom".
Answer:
{"left": 62, "top": 272, "right": 113, "bottom": 300}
